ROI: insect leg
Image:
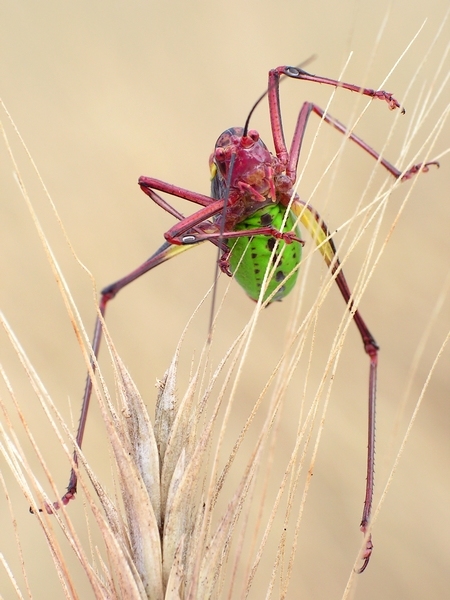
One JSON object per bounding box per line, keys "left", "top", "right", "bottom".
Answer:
{"left": 291, "top": 198, "right": 376, "bottom": 572}
{"left": 53, "top": 241, "right": 200, "bottom": 508}
{"left": 285, "top": 103, "right": 438, "bottom": 182}
{"left": 266, "top": 66, "right": 438, "bottom": 184}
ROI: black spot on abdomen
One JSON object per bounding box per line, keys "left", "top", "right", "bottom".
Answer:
{"left": 267, "top": 237, "right": 276, "bottom": 251}
{"left": 260, "top": 213, "right": 273, "bottom": 226}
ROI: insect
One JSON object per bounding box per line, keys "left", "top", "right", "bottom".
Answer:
{"left": 50, "top": 66, "right": 436, "bottom": 571}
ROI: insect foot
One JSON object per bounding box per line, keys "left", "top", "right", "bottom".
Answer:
{"left": 401, "top": 160, "right": 440, "bottom": 181}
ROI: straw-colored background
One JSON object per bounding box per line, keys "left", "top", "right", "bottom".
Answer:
{"left": 1, "top": 1, "right": 449, "bottom": 598}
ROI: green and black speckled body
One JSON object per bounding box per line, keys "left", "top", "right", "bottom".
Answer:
{"left": 226, "top": 203, "right": 302, "bottom": 303}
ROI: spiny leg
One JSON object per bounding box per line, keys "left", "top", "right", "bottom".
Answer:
{"left": 287, "top": 103, "right": 438, "bottom": 183}
{"left": 268, "top": 66, "right": 405, "bottom": 169}
{"left": 292, "top": 199, "right": 376, "bottom": 571}
{"left": 54, "top": 240, "right": 199, "bottom": 508}
{"left": 267, "top": 66, "right": 438, "bottom": 182}
{"left": 265, "top": 66, "right": 437, "bottom": 570}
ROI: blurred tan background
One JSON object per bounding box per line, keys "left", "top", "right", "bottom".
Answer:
{"left": 0, "top": 1, "right": 449, "bottom": 598}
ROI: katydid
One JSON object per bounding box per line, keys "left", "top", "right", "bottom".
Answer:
{"left": 52, "top": 66, "right": 437, "bottom": 571}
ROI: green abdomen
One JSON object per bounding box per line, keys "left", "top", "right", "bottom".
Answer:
{"left": 226, "top": 204, "right": 302, "bottom": 303}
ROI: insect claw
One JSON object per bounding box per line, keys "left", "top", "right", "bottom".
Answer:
{"left": 44, "top": 501, "right": 59, "bottom": 513}
{"left": 372, "top": 91, "right": 402, "bottom": 111}
{"left": 401, "top": 160, "right": 440, "bottom": 181}
{"left": 356, "top": 521, "right": 373, "bottom": 573}
{"left": 218, "top": 252, "right": 233, "bottom": 276}
{"left": 294, "top": 235, "right": 306, "bottom": 247}
{"left": 29, "top": 501, "right": 58, "bottom": 515}
{"left": 356, "top": 555, "right": 371, "bottom": 574}
{"left": 61, "top": 489, "right": 76, "bottom": 505}
{"left": 276, "top": 231, "right": 305, "bottom": 246}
